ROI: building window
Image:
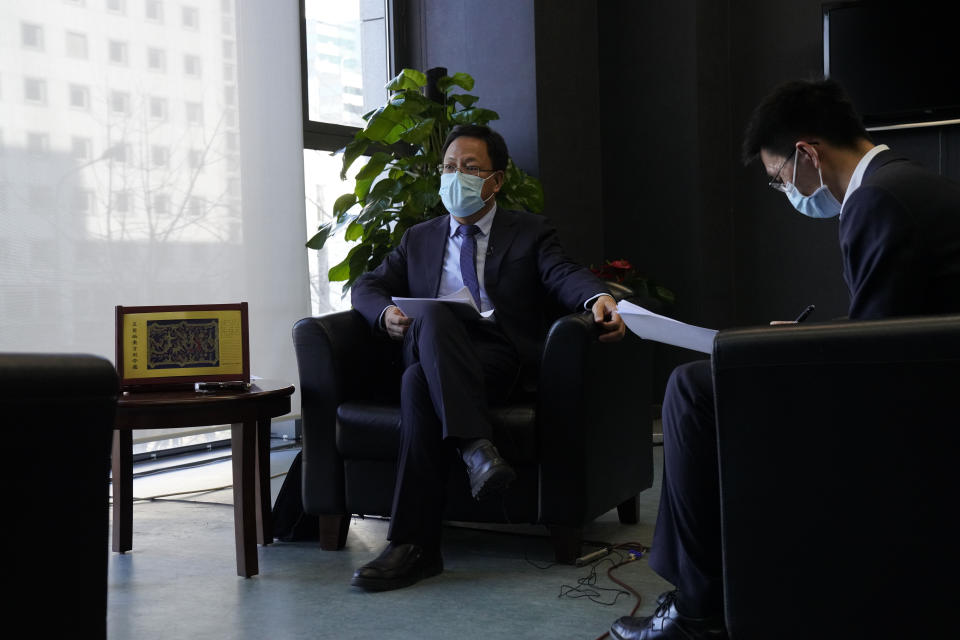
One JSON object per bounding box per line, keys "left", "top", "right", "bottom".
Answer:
{"left": 149, "top": 96, "right": 168, "bottom": 120}
{"left": 27, "top": 132, "right": 49, "bottom": 155}
{"left": 151, "top": 145, "right": 169, "bottom": 166}
{"left": 108, "top": 40, "right": 129, "bottom": 65}
{"left": 182, "top": 6, "right": 199, "bottom": 29}
{"left": 74, "top": 188, "right": 95, "bottom": 215}
{"left": 72, "top": 137, "right": 93, "bottom": 160}
{"left": 110, "top": 91, "right": 131, "bottom": 114}
{"left": 221, "top": 0, "right": 233, "bottom": 15}
{"left": 185, "top": 101, "right": 203, "bottom": 125}
{"left": 145, "top": 0, "right": 163, "bottom": 22}
{"left": 69, "top": 84, "right": 91, "bottom": 110}
{"left": 106, "top": 0, "right": 125, "bottom": 14}
{"left": 188, "top": 196, "right": 204, "bottom": 216}
{"left": 222, "top": 39, "right": 235, "bottom": 60}
{"left": 24, "top": 77, "right": 47, "bottom": 105}
{"left": 147, "top": 47, "right": 166, "bottom": 72}
{"left": 223, "top": 85, "right": 236, "bottom": 107}
{"left": 21, "top": 23, "right": 44, "bottom": 50}
{"left": 153, "top": 193, "right": 169, "bottom": 215}
{"left": 114, "top": 191, "right": 130, "bottom": 213}
{"left": 66, "top": 31, "right": 89, "bottom": 58}
{"left": 188, "top": 148, "right": 203, "bottom": 169}
{"left": 223, "top": 62, "right": 235, "bottom": 82}
{"left": 110, "top": 143, "right": 132, "bottom": 163}
{"left": 183, "top": 54, "right": 202, "bottom": 77}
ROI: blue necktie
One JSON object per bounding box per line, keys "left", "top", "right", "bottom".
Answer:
{"left": 457, "top": 224, "right": 482, "bottom": 308}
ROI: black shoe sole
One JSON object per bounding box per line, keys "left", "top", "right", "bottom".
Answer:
{"left": 470, "top": 464, "right": 517, "bottom": 500}
{"left": 350, "top": 558, "right": 443, "bottom": 592}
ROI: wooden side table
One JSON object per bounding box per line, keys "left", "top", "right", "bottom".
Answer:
{"left": 112, "top": 379, "right": 294, "bottom": 577}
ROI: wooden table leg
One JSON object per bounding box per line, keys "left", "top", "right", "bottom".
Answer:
{"left": 255, "top": 417, "right": 273, "bottom": 546}
{"left": 232, "top": 421, "right": 258, "bottom": 577}
{"left": 112, "top": 429, "right": 133, "bottom": 553}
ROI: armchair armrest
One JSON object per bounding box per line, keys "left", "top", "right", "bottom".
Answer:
{"left": 292, "top": 311, "right": 401, "bottom": 514}
{"left": 536, "top": 312, "right": 654, "bottom": 525}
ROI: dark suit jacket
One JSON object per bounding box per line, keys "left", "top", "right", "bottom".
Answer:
{"left": 351, "top": 209, "right": 608, "bottom": 372}
{"left": 840, "top": 152, "right": 960, "bottom": 320}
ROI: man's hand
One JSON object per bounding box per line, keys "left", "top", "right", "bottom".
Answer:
{"left": 383, "top": 306, "right": 412, "bottom": 340}
{"left": 592, "top": 294, "right": 626, "bottom": 342}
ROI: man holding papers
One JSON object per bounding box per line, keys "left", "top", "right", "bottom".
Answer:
{"left": 610, "top": 79, "right": 960, "bottom": 640}
{"left": 349, "top": 124, "right": 624, "bottom": 591}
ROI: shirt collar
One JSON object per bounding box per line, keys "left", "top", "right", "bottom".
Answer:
{"left": 842, "top": 144, "right": 890, "bottom": 212}
{"left": 448, "top": 203, "right": 498, "bottom": 237}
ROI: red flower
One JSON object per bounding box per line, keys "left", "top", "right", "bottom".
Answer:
{"left": 608, "top": 259, "right": 632, "bottom": 270}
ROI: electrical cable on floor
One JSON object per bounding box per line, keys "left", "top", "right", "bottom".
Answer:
{"left": 584, "top": 542, "right": 650, "bottom": 640}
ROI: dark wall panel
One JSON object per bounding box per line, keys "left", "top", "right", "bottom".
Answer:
{"left": 533, "top": 0, "right": 604, "bottom": 264}
{"left": 404, "top": 0, "right": 539, "bottom": 178}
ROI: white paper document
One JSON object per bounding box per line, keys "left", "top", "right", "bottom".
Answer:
{"left": 617, "top": 300, "right": 717, "bottom": 354}
{"left": 392, "top": 286, "right": 495, "bottom": 320}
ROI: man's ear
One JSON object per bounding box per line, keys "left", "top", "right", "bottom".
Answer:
{"left": 795, "top": 141, "right": 821, "bottom": 170}
{"left": 491, "top": 170, "right": 505, "bottom": 193}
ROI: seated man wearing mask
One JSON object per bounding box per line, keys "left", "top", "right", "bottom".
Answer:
{"left": 609, "top": 78, "right": 960, "bottom": 640}
{"left": 349, "top": 124, "right": 626, "bottom": 592}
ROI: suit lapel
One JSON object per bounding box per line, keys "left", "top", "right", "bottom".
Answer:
{"left": 424, "top": 215, "right": 450, "bottom": 297}
{"left": 484, "top": 209, "right": 518, "bottom": 287}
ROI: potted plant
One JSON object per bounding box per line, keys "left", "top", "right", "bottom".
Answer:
{"left": 306, "top": 67, "right": 545, "bottom": 293}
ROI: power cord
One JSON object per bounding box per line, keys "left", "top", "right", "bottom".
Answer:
{"left": 573, "top": 542, "right": 648, "bottom": 640}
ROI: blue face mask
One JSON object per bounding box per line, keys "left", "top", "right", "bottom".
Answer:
{"left": 439, "top": 171, "right": 494, "bottom": 218}
{"left": 783, "top": 149, "right": 841, "bottom": 219}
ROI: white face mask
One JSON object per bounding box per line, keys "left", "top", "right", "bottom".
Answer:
{"left": 439, "top": 171, "right": 494, "bottom": 217}
{"left": 783, "top": 149, "right": 841, "bottom": 219}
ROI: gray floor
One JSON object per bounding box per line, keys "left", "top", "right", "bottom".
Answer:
{"left": 107, "top": 439, "right": 672, "bottom": 640}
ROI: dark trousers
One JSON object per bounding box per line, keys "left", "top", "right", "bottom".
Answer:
{"left": 648, "top": 359, "right": 724, "bottom": 618}
{"left": 387, "top": 304, "right": 520, "bottom": 549}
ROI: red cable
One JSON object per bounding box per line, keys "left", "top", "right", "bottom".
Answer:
{"left": 590, "top": 543, "right": 648, "bottom": 640}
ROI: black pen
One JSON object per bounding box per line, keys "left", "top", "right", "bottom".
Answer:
{"left": 794, "top": 304, "right": 815, "bottom": 323}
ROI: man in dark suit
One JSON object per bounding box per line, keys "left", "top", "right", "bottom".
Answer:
{"left": 610, "top": 78, "right": 960, "bottom": 639}
{"left": 349, "top": 124, "right": 625, "bottom": 592}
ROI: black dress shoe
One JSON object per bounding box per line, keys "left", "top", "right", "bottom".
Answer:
{"left": 350, "top": 543, "right": 443, "bottom": 592}
{"left": 461, "top": 438, "right": 516, "bottom": 500}
{"left": 610, "top": 591, "right": 728, "bottom": 640}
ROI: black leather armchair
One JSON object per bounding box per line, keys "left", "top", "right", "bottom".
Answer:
{"left": 713, "top": 315, "right": 960, "bottom": 639}
{"left": 292, "top": 309, "right": 654, "bottom": 563}
{"left": 3, "top": 353, "right": 118, "bottom": 639}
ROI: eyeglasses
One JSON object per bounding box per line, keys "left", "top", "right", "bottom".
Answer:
{"left": 767, "top": 143, "right": 820, "bottom": 192}
{"left": 767, "top": 151, "right": 794, "bottom": 193}
{"left": 437, "top": 164, "right": 497, "bottom": 178}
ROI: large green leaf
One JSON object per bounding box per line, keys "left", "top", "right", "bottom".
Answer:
{"left": 305, "top": 222, "right": 332, "bottom": 250}
{"left": 353, "top": 152, "right": 392, "bottom": 201}
{"left": 450, "top": 107, "right": 500, "bottom": 125}
{"left": 362, "top": 104, "right": 405, "bottom": 142}
{"left": 399, "top": 118, "right": 435, "bottom": 145}
{"left": 390, "top": 91, "right": 434, "bottom": 116}
{"left": 332, "top": 193, "right": 358, "bottom": 220}
{"left": 344, "top": 220, "right": 364, "bottom": 242}
{"left": 327, "top": 256, "right": 351, "bottom": 281}
{"left": 339, "top": 138, "right": 370, "bottom": 179}
{"left": 385, "top": 68, "right": 426, "bottom": 91}
{"left": 436, "top": 72, "right": 474, "bottom": 94}
{"left": 449, "top": 94, "right": 479, "bottom": 108}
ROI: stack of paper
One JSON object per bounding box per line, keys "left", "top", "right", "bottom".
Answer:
{"left": 617, "top": 300, "right": 717, "bottom": 354}
{"left": 392, "top": 286, "right": 495, "bottom": 320}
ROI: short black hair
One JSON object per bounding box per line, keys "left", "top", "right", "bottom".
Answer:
{"left": 440, "top": 124, "right": 509, "bottom": 172}
{"left": 741, "top": 77, "right": 869, "bottom": 165}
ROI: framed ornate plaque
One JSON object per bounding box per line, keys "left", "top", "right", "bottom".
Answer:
{"left": 115, "top": 303, "right": 250, "bottom": 390}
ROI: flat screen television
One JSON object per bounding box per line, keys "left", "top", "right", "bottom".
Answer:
{"left": 823, "top": 2, "right": 960, "bottom": 130}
